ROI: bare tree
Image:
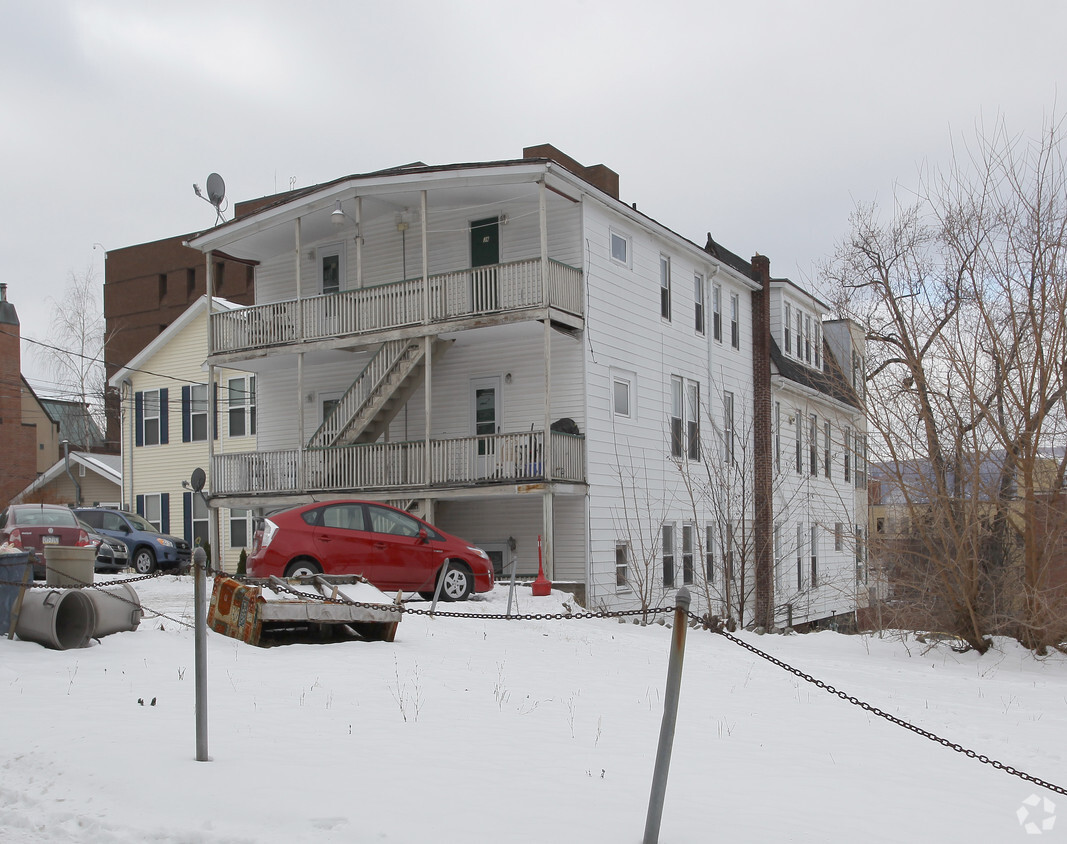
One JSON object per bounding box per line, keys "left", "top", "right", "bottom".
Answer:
{"left": 36, "top": 266, "right": 108, "bottom": 446}
{"left": 824, "top": 115, "right": 1067, "bottom": 652}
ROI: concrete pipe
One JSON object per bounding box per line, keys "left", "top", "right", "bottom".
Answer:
{"left": 15, "top": 588, "right": 96, "bottom": 650}
{"left": 86, "top": 584, "right": 142, "bottom": 638}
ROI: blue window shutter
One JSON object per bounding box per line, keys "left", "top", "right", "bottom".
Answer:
{"left": 136, "top": 494, "right": 145, "bottom": 517}
{"left": 135, "top": 392, "right": 144, "bottom": 447}
{"left": 183, "top": 492, "right": 192, "bottom": 543}
{"left": 181, "top": 386, "right": 191, "bottom": 443}
{"left": 161, "top": 493, "right": 170, "bottom": 535}
{"left": 159, "top": 389, "right": 169, "bottom": 445}
{"left": 212, "top": 383, "right": 219, "bottom": 440}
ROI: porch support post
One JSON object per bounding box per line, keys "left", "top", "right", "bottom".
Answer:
{"left": 543, "top": 491, "right": 554, "bottom": 580}
{"left": 205, "top": 254, "right": 218, "bottom": 573}
{"left": 297, "top": 352, "right": 305, "bottom": 490}
{"left": 355, "top": 196, "right": 363, "bottom": 288}
{"left": 544, "top": 317, "right": 552, "bottom": 481}
{"left": 295, "top": 218, "right": 303, "bottom": 341}
{"left": 421, "top": 190, "right": 429, "bottom": 323}
{"left": 539, "top": 178, "right": 549, "bottom": 307}
{"left": 424, "top": 334, "right": 432, "bottom": 487}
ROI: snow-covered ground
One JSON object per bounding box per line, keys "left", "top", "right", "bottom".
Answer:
{"left": 0, "top": 575, "right": 1063, "bottom": 843}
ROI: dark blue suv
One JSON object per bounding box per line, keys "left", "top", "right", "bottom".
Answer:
{"left": 74, "top": 508, "right": 192, "bottom": 574}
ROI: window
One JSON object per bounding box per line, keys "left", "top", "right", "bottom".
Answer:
{"left": 810, "top": 524, "right": 819, "bottom": 587}
{"left": 844, "top": 427, "right": 851, "bottom": 483}
{"left": 694, "top": 273, "right": 705, "bottom": 334}
{"left": 705, "top": 524, "right": 715, "bottom": 582}
{"left": 784, "top": 303, "right": 792, "bottom": 354}
{"left": 774, "top": 523, "right": 783, "bottom": 590}
{"left": 669, "top": 376, "right": 683, "bottom": 459}
{"left": 191, "top": 494, "right": 208, "bottom": 548}
{"left": 855, "top": 525, "right": 866, "bottom": 582}
{"left": 805, "top": 315, "right": 812, "bottom": 364}
{"left": 835, "top": 522, "right": 844, "bottom": 551}
{"left": 823, "top": 421, "right": 831, "bottom": 478}
{"left": 610, "top": 230, "right": 630, "bottom": 265}
{"left": 140, "top": 389, "right": 163, "bottom": 446}
{"left": 774, "top": 402, "right": 781, "bottom": 470}
{"left": 662, "top": 524, "right": 675, "bottom": 588}
{"left": 725, "top": 521, "right": 734, "bottom": 584}
{"left": 723, "top": 391, "right": 735, "bottom": 464}
{"left": 183, "top": 384, "right": 208, "bottom": 442}
{"left": 686, "top": 382, "right": 700, "bottom": 461}
{"left": 616, "top": 542, "right": 629, "bottom": 589}
{"left": 367, "top": 504, "right": 424, "bottom": 537}
{"left": 796, "top": 309, "right": 803, "bottom": 360}
{"left": 660, "top": 255, "right": 671, "bottom": 321}
{"left": 230, "top": 508, "right": 251, "bottom": 549}
{"left": 712, "top": 284, "right": 722, "bottom": 341}
{"left": 682, "top": 524, "right": 694, "bottom": 585}
{"left": 795, "top": 412, "right": 802, "bottom": 474}
{"left": 144, "top": 493, "right": 163, "bottom": 532}
{"left": 320, "top": 244, "right": 343, "bottom": 295}
{"left": 796, "top": 523, "right": 805, "bottom": 590}
{"left": 730, "top": 294, "right": 740, "bottom": 349}
{"left": 809, "top": 414, "right": 818, "bottom": 476}
{"left": 814, "top": 322, "right": 821, "bottom": 369}
{"left": 228, "top": 376, "right": 256, "bottom": 438}
{"left": 855, "top": 433, "right": 867, "bottom": 490}
{"left": 613, "top": 377, "right": 631, "bottom": 418}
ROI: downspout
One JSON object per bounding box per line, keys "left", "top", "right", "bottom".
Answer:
{"left": 63, "top": 440, "right": 82, "bottom": 507}
{"left": 122, "top": 378, "right": 133, "bottom": 509}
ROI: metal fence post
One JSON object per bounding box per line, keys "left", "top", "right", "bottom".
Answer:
{"left": 643, "top": 587, "right": 691, "bottom": 844}
{"left": 193, "top": 546, "right": 209, "bottom": 762}
{"left": 429, "top": 559, "right": 450, "bottom": 615}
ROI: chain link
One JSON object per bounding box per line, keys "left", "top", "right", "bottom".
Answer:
{"left": 696, "top": 612, "right": 1067, "bottom": 798}
{"left": 0, "top": 570, "right": 170, "bottom": 590}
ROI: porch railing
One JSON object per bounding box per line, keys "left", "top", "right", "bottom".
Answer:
{"left": 212, "top": 430, "right": 585, "bottom": 495}
{"left": 210, "top": 258, "right": 582, "bottom": 356}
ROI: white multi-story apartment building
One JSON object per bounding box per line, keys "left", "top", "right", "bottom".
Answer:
{"left": 187, "top": 145, "right": 867, "bottom": 627}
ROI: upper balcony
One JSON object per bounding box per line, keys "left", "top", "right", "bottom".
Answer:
{"left": 208, "top": 257, "right": 582, "bottom": 360}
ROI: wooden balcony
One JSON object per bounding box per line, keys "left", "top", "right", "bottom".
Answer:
{"left": 212, "top": 430, "right": 585, "bottom": 496}
{"left": 210, "top": 258, "right": 582, "bottom": 357}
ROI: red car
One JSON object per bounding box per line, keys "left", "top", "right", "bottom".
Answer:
{"left": 248, "top": 500, "right": 494, "bottom": 601}
{"left": 0, "top": 503, "right": 94, "bottom": 579}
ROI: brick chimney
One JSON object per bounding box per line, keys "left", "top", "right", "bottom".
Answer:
{"left": 0, "top": 286, "right": 39, "bottom": 505}
{"left": 750, "top": 255, "right": 774, "bottom": 630}
{"left": 523, "top": 144, "right": 620, "bottom": 199}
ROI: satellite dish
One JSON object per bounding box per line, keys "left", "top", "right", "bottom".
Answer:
{"left": 206, "top": 173, "right": 226, "bottom": 209}
{"left": 190, "top": 467, "right": 207, "bottom": 493}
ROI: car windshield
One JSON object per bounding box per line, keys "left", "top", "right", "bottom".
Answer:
{"left": 15, "top": 507, "right": 78, "bottom": 528}
{"left": 125, "top": 513, "right": 160, "bottom": 533}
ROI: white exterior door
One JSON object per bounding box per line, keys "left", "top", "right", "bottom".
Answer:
{"left": 471, "top": 376, "right": 501, "bottom": 478}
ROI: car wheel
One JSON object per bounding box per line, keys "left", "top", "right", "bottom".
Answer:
{"left": 438, "top": 563, "right": 473, "bottom": 601}
{"left": 133, "top": 548, "right": 157, "bottom": 574}
{"left": 285, "top": 559, "right": 322, "bottom": 578}
{"left": 417, "top": 591, "right": 435, "bottom": 601}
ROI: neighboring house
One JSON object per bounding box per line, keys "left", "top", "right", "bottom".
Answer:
{"left": 0, "top": 284, "right": 62, "bottom": 505}
{"left": 108, "top": 295, "right": 260, "bottom": 571}
{"left": 38, "top": 397, "right": 109, "bottom": 453}
{"left": 186, "top": 145, "right": 868, "bottom": 627}
{"left": 13, "top": 451, "right": 121, "bottom": 508}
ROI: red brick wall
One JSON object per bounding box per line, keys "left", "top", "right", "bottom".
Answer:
{"left": 0, "top": 322, "right": 39, "bottom": 506}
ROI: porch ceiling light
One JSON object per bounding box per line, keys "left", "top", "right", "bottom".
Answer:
{"left": 331, "top": 201, "right": 346, "bottom": 226}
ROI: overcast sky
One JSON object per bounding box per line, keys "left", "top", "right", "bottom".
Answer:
{"left": 4, "top": 0, "right": 1065, "bottom": 395}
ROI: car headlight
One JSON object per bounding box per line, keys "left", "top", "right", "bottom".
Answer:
{"left": 156, "top": 537, "right": 175, "bottom": 549}
{"left": 467, "top": 546, "right": 490, "bottom": 561}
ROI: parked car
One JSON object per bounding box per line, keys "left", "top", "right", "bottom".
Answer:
{"left": 249, "top": 500, "right": 494, "bottom": 601}
{"left": 0, "top": 503, "right": 94, "bottom": 579}
{"left": 74, "top": 507, "right": 192, "bottom": 574}
{"left": 77, "top": 518, "right": 130, "bottom": 573}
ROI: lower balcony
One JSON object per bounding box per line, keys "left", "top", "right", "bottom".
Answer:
{"left": 212, "top": 430, "right": 585, "bottom": 496}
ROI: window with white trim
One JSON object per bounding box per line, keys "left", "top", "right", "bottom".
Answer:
{"left": 144, "top": 493, "right": 163, "bottom": 532}
{"left": 615, "top": 542, "right": 629, "bottom": 589}
{"left": 809, "top": 414, "right": 818, "bottom": 476}
{"left": 810, "top": 523, "right": 819, "bottom": 587}
{"left": 844, "top": 427, "right": 852, "bottom": 483}
{"left": 682, "top": 523, "right": 694, "bottom": 585}
{"left": 613, "top": 376, "right": 631, "bottom": 418}
{"left": 191, "top": 494, "right": 208, "bottom": 548}
{"left": 796, "top": 523, "right": 805, "bottom": 589}
{"left": 705, "top": 524, "right": 715, "bottom": 583}
{"left": 319, "top": 243, "right": 343, "bottom": 295}
{"left": 730, "top": 293, "right": 740, "bottom": 349}
{"left": 854, "top": 433, "right": 867, "bottom": 490}
{"left": 805, "top": 315, "right": 812, "bottom": 363}
{"left": 143, "top": 389, "right": 161, "bottom": 446}
{"left": 823, "top": 421, "right": 831, "bottom": 478}
{"left": 228, "top": 376, "right": 256, "bottom": 438}
{"left": 669, "top": 376, "right": 684, "bottom": 459}
{"left": 694, "top": 273, "right": 705, "bottom": 335}
{"left": 686, "top": 381, "right": 700, "bottom": 461}
{"left": 662, "top": 524, "right": 675, "bottom": 588}
{"left": 795, "top": 309, "right": 803, "bottom": 360}
{"left": 230, "top": 508, "right": 251, "bottom": 549}
{"left": 784, "top": 303, "right": 792, "bottom": 354}
{"left": 190, "top": 383, "right": 208, "bottom": 442}
{"left": 795, "top": 411, "right": 803, "bottom": 474}
{"left": 660, "top": 255, "right": 671, "bottom": 321}
{"left": 609, "top": 230, "right": 630, "bottom": 266}
{"left": 712, "top": 284, "right": 722, "bottom": 342}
